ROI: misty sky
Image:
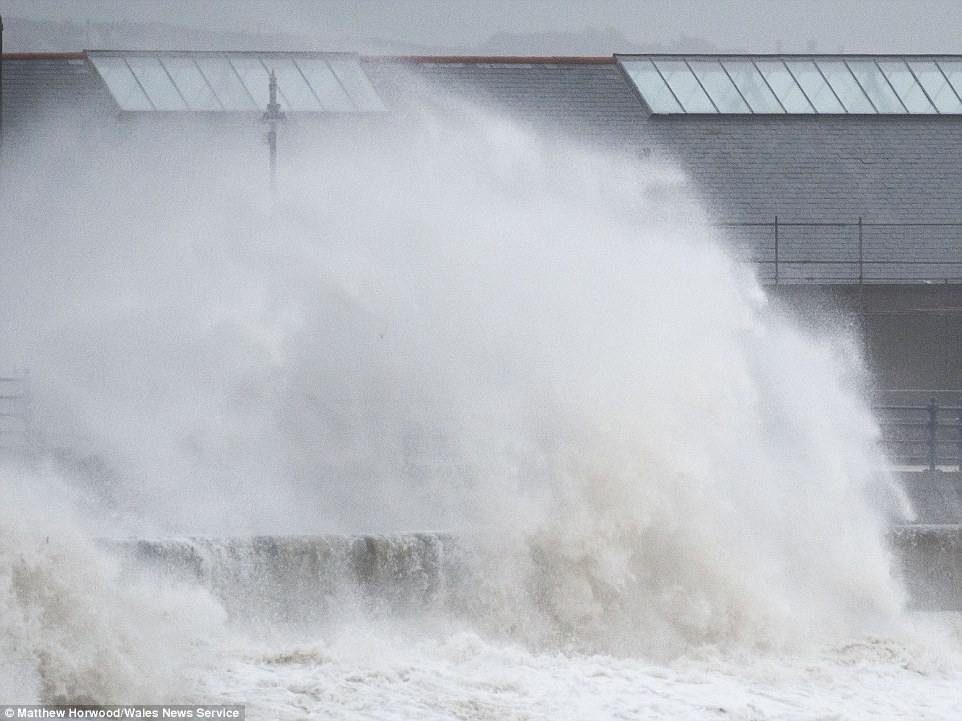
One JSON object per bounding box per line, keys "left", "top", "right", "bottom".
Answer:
{"left": 3, "top": 1, "right": 962, "bottom": 53}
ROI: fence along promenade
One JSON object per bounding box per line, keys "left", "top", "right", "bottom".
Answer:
{"left": 874, "top": 393, "right": 962, "bottom": 472}
{"left": 718, "top": 218, "right": 962, "bottom": 284}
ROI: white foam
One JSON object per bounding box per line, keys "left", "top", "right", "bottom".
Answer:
{"left": 199, "top": 627, "right": 962, "bottom": 720}
{"left": 0, "top": 478, "right": 226, "bottom": 703}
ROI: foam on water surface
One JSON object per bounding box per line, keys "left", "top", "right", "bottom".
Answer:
{"left": 203, "top": 628, "right": 962, "bottom": 720}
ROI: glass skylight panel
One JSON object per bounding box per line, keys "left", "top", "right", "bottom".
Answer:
{"left": 125, "top": 56, "right": 187, "bottom": 111}
{"left": 193, "top": 56, "right": 256, "bottom": 110}
{"left": 878, "top": 61, "right": 936, "bottom": 113}
{"left": 688, "top": 61, "right": 750, "bottom": 112}
{"left": 268, "top": 58, "right": 322, "bottom": 111}
{"left": 621, "top": 60, "right": 682, "bottom": 113}
{"left": 161, "top": 57, "right": 222, "bottom": 111}
{"left": 620, "top": 54, "right": 962, "bottom": 115}
{"left": 89, "top": 55, "right": 153, "bottom": 111}
{"left": 784, "top": 61, "right": 845, "bottom": 112}
{"left": 229, "top": 57, "right": 271, "bottom": 108}
{"left": 908, "top": 61, "right": 962, "bottom": 113}
{"left": 816, "top": 60, "right": 875, "bottom": 113}
{"left": 653, "top": 60, "right": 716, "bottom": 112}
{"left": 328, "top": 57, "right": 387, "bottom": 111}
{"left": 754, "top": 60, "right": 814, "bottom": 113}
{"left": 846, "top": 61, "right": 906, "bottom": 113}
{"left": 722, "top": 61, "right": 784, "bottom": 113}
{"left": 296, "top": 58, "right": 355, "bottom": 111}
{"left": 935, "top": 61, "right": 962, "bottom": 109}
{"left": 89, "top": 52, "right": 385, "bottom": 113}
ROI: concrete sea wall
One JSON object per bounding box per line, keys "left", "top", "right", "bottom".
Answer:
{"left": 103, "top": 526, "right": 962, "bottom": 618}
{"left": 890, "top": 524, "right": 962, "bottom": 610}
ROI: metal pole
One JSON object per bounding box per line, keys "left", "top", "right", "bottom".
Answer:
{"left": 857, "top": 216, "right": 864, "bottom": 312}
{"left": 22, "top": 368, "right": 30, "bottom": 455}
{"left": 1, "top": 15, "right": 5, "bottom": 187}
{"left": 268, "top": 72, "right": 277, "bottom": 192}
{"left": 774, "top": 215, "right": 779, "bottom": 284}
{"left": 268, "top": 130, "right": 276, "bottom": 192}
{"left": 857, "top": 216, "right": 864, "bottom": 286}
{"left": 261, "top": 69, "right": 285, "bottom": 193}
{"left": 927, "top": 396, "right": 939, "bottom": 472}
{"left": 957, "top": 394, "right": 962, "bottom": 472}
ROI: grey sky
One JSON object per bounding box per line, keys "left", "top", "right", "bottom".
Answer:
{"left": 2, "top": 1, "right": 960, "bottom": 53}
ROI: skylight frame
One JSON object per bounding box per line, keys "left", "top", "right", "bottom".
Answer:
{"left": 908, "top": 60, "right": 962, "bottom": 113}
{"left": 686, "top": 59, "right": 753, "bottom": 113}
{"left": 617, "top": 54, "right": 962, "bottom": 116}
{"left": 159, "top": 56, "right": 225, "bottom": 111}
{"left": 620, "top": 59, "right": 684, "bottom": 113}
{"left": 753, "top": 59, "right": 816, "bottom": 113}
{"left": 720, "top": 59, "right": 786, "bottom": 113}
{"left": 845, "top": 60, "right": 907, "bottom": 114}
{"left": 123, "top": 55, "right": 189, "bottom": 111}
{"left": 652, "top": 59, "right": 719, "bottom": 113}
{"left": 783, "top": 59, "right": 847, "bottom": 113}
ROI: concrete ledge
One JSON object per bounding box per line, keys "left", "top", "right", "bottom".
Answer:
{"left": 890, "top": 524, "right": 962, "bottom": 610}
{"left": 101, "top": 533, "right": 459, "bottom": 621}
{"left": 900, "top": 472, "right": 962, "bottom": 524}
{"left": 101, "top": 526, "right": 962, "bottom": 617}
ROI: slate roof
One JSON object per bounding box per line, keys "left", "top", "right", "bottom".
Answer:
{"left": 1, "top": 52, "right": 960, "bottom": 284}
{"left": 1, "top": 53, "right": 109, "bottom": 136}
{"left": 363, "top": 56, "right": 962, "bottom": 283}
{"left": 363, "top": 56, "right": 641, "bottom": 140}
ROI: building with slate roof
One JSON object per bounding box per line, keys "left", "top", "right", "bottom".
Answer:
{"left": 0, "top": 50, "right": 960, "bottom": 392}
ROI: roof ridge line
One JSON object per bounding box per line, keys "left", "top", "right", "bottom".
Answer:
{"left": 1, "top": 52, "right": 87, "bottom": 60}
{"left": 364, "top": 55, "right": 614, "bottom": 64}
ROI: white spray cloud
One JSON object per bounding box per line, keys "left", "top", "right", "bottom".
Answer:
{"left": 0, "top": 103, "right": 907, "bottom": 665}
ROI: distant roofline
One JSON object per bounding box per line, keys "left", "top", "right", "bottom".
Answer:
{"left": 0, "top": 51, "right": 614, "bottom": 65}
{"left": 0, "top": 52, "right": 86, "bottom": 60}
{"left": 83, "top": 49, "right": 360, "bottom": 58}
{"left": 616, "top": 53, "right": 962, "bottom": 59}
{"left": 365, "top": 55, "right": 615, "bottom": 64}
{"left": 6, "top": 51, "right": 962, "bottom": 64}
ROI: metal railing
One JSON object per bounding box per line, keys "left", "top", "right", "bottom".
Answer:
{"left": 718, "top": 218, "right": 962, "bottom": 284}
{"left": 875, "top": 395, "right": 962, "bottom": 471}
{"left": 0, "top": 371, "right": 31, "bottom": 455}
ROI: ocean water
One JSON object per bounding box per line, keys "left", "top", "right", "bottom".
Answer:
{"left": 0, "top": 106, "right": 958, "bottom": 715}
{"left": 208, "top": 628, "right": 962, "bottom": 721}
{"left": 3, "top": 517, "right": 961, "bottom": 717}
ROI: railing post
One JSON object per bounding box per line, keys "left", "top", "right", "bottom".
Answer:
{"left": 22, "top": 368, "right": 31, "bottom": 454}
{"left": 1, "top": 14, "right": 4, "bottom": 188}
{"left": 958, "top": 394, "right": 962, "bottom": 472}
{"left": 857, "top": 216, "right": 864, "bottom": 286}
{"left": 774, "top": 215, "right": 779, "bottom": 285}
{"left": 927, "top": 396, "right": 939, "bottom": 472}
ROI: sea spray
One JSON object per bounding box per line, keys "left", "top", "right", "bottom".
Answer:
{"left": 0, "top": 107, "right": 910, "bottom": 665}
{"left": 0, "top": 469, "right": 226, "bottom": 703}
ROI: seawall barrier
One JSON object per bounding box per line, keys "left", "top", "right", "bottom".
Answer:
{"left": 102, "top": 525, "right": 962, "bottom": 618}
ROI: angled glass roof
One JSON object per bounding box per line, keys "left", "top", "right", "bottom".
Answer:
{"left": 617, "top": 55, "right": 962, "bottom": 115}
{"left": 87, "top": 51, "right": 387, "bottom": 113}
